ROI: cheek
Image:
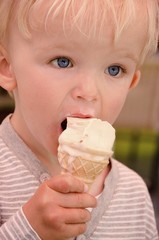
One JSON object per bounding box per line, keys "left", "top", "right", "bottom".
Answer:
{"left": 101, "top": 88, "right": 129, "bottom": 124}
{"left": 15, "top": 67, "right": 55, "bottom": 112}
{"left": 110, "top": 99, "right": 126, "bottom": 123}
{"left": 14, "top": 73, "right": 55, "bottom": 129}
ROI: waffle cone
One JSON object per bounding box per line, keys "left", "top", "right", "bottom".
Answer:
{"left": 58, "top": 151, "right": 111, "bottom": 187}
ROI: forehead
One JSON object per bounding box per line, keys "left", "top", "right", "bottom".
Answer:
{"left": 9, "top": 0, "right": 148, "bottom": 63}
{"left": 24, "top": 0, "right": 147, "bottom": 41}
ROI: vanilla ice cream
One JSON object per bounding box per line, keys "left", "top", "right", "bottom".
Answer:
{"left": 58, "top": 117, "right": 115, "bottom": 186}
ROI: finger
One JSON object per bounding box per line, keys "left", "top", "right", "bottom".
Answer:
{"left": 57, "top": 192, "right": 97, "bottom": 209}
{"left": 64, "top": 208, "right": 91, "bottom": 224}
{"left": 57, "top": 222, "right": 87, "bottom": 239}
{"left": 53, "top": 208, "right": 90, "bottom": 238}
{"left": 46, "top": 173, "right": 88, "bottom": 193}
{"left": 64, "top": 223, "right": 87, "bottom": 238}
{"left": 42, "top": 184, "right": 97, "bottom": 208}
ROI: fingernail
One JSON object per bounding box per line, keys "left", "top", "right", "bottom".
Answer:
{"left": 84, "top": 184, "right": 89, "bottom": 192}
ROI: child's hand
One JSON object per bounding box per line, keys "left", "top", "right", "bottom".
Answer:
{"left": 23, "top": 173, "right": 97, "bottom": 240}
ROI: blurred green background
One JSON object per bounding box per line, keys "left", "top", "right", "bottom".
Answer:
{"left": 114, "top": 128, "right": 158, "bottom": 190}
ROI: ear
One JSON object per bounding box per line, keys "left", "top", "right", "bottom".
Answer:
{"left": 129, "top": 70, "right": 141, "bottom": 89}
{"left": 0, "top": 45, "right": 16, "bottom": 91}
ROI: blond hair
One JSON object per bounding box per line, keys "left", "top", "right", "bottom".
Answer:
{"left": 0, "top": 0, "right": 159, "bottom": 63}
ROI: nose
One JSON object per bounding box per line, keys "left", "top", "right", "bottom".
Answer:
{"left": 71, "top": 73, "right": 99, "bottom": 102}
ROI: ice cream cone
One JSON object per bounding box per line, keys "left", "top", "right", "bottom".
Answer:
{"left": 58, "top": 117, "right": 115, "bottom": 188}
{"left": 58, "top": 151, "right": 112, "bottom": 187}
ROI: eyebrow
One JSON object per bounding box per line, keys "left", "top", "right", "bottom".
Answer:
{"left": 125, "top": 53, "right": 138, "bottom": 63}
{"left": 116, "top": 50, "right": 138, "bottom": 63}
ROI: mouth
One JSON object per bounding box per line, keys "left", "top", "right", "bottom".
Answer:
{"left": 61, "top": 118, "right": 67, "bottom": 131}
{"left": 61, "top": 115, "right": 92, "bottom": 132}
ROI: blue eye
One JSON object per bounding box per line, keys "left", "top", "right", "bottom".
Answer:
{"left": 57, "top": 57, "right": 70, "bottom": 68}
{"left": 108, "top": 66, "right": 121, "bottom": 76}
{"left": 51, "top": 57, "right": 72, "bottom": 68}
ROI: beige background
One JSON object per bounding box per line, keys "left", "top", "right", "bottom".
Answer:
{"left": 115, "top": 55, "right": 159, "bottom": 131}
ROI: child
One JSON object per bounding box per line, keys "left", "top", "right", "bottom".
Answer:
{"left": 0, "top": 1, "right": 159, "bottom": 239}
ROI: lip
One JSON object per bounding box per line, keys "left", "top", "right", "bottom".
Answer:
{"left": 62, "top": 112, "right": 94, "bottom": 123}
{"left": 70, "top": 113, "right": 93, "bottom": 118}
{"left": 60, "top": 113, "right": 94, "bottom": 132}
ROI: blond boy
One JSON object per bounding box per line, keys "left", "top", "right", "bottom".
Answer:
{"left": 0, "top": 1, "right": 159, "bottom": 239}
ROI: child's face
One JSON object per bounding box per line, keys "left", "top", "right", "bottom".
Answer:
{"left": 4, "top": 4, "right": 146, "bottom": 159}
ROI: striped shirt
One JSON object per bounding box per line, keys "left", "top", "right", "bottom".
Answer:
{"left": 0, "top": 116, "right": 158, "bottom": 240}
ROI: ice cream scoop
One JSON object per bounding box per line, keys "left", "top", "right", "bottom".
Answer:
{"left": 58, "top": 117, "right": 115, "bottom": 187}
